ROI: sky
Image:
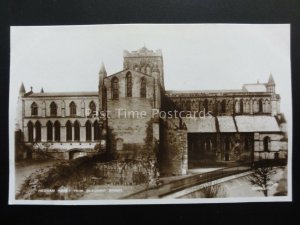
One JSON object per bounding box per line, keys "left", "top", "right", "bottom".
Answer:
{"left": 10, "top": 24, "right": 292, "bottom": 118}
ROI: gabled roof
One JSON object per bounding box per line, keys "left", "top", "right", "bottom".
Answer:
{"left": 104, "top": 69, "right": 153, "bottom": 79}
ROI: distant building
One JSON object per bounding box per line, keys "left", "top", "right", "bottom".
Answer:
{"left": 15, "top": 47, "right": 288, "bottom": 175}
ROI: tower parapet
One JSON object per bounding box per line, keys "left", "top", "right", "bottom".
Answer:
{"left": 123, "top": 47, "right": 162, "bottom": 58}
{"left": 123, "top": 46, "right": 165, "bottom": 89}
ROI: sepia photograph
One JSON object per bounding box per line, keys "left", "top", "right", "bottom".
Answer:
{"left": 9, "top": 24, "right": 292, "bottom": 204}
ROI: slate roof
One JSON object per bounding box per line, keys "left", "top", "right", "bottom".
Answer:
{"left": 235, "top": 115, "right": 280, "bottom": 132}
{"left": 166, "top": 89, "right": 243, "bottom": 94}
{"left": 183, "top": 115, "right": 280, "bottom": 133}
{"left": 217, "top": 116, "right": 237, "bottom": 132}
{"left": 243, "top": 84, "right": 267, "bottom": 92}
{"left": 25, "top": 92, "right": 98, "bottom": 97}
{"left": 183, "top": 117, "right": 216, "bottom": 133}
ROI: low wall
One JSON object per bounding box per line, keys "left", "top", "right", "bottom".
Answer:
{"left": 94, "top": 160, "right": 158, "bottom": 185}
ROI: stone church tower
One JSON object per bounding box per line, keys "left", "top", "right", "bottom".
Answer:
{"left": 100, "top": 46, "right": 164, "bottom": 156}
{"left": 123, "top": 46, "right": 165, "bottom": 109}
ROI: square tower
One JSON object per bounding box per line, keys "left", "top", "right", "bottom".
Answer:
{"left": 123, "top": 46, "right": 165, "bottom": 89}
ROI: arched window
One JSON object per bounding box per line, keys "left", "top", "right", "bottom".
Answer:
{"left": 244, "top": 137, "right": 250, "bottom": 151}
{"left": 203, "top": 99, "right": 208, "bottom": 113}
{"left": 89, "top": 101, "right": 96, "bottom": 116}
{"left": 50, "top": 102, "right": 57, "bottom": 116}
{"left": 146, "top": 65, "right": 151, "bottom": 74}
{"left": 198, "top": 100, "right": 202, "bottom": 112}
{"left": 259, "top": 99, "right": 263, "bottom": 113}
{"left": 116, "top": 138, "right": 124, "bottom": 151}
{"left": 221, "top": 100, "right": 226, "bottom": 113}
{"left": 74, "top": 120, "right": 80, "bottom": 141}
{"left": 235, "top": 100, "right": 239, "bottom": 113}
{"left": 35, "top": 121, "right": 41, "bottom": 142}
{"left": 205, "top": 138, "right": 212, "bottom": 151}
{"left": 215, "top": 101, "right": 220, "bottom": 114}
{"left": 263, "top": 136, "right": 270, "bottom": 151}
{"left": 85, "top": 121, "right": 92, "bottom": 141}
{"left": 126, "top": 72, "right": 132, "bottom": 97}
{"left": 46, "top": 121, "right": 53, "bottom": 141}
{"left": 54, "top": 121, "right": 60, "bottom": 142}
{"left": 240, "top": 99, "right": 244, "bottom": 113}
{"left": 111, "top": 77, "right": 119, "bottom": 100}
{"left": 93, "top": 120, "right": 101, "bottom": 140}
{"left": 265, "top": 99, "right": 270, "bottom": 113}
{"left": 140, "top": 77, "right": 146, "bottom": 98}
{"left": 66, "top": 120, "right": 72, "bottom": 141}
{"left": 245, "top": 100, "right": 250, "bottom": 113}
{"left": 31, "top": 102, "right": 38, "bottom": 116}
{"left": 186, "top": 100, "right": 191, "bottom": 111}
{"left": 69, "top": 101, "right": 77, "bottom": 116}
{"left": 253, "top": 99, "right": 258, "bottom": 113}
{"left": 27, "top": 121, "right": 34, "bottom": 142}
{"left": 102, "top": 86, "right": 107, "bottom": 109}
{"left": 225, "top": 137, "right": 230, "bottom": 151}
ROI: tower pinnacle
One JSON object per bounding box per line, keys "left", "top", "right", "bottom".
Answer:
{"left": 99, "top": 62, "right": 107, "bottom": 77}
{"left": 268, "top": 73, "right": 275, "bottom": 84}
{"left": 19, "top": 82, "right": 25, "bottom": 95}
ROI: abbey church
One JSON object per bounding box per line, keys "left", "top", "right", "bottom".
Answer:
{"left": 15, "top": 46, "right": 288, "bottom": 176}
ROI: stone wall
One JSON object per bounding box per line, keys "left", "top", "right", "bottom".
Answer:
{"left": 27, "top": 142, "right": 98, "bottom": 160}
{"left": 168, "top": 94, "right": 274, "bottom": 116}
{"left": 188, "top": 133, "right": 253, "bottom": 166}
{"left": 160, "top": 118, "right": 188, "bottom": 176}
{"left": 104, "top": 70, "right": 157, "bottom": 153}
{"left": 23, "top": 117, "right": 100, "bottom": 143}
{"left": 94, "top": 160, "right": 157, "bottom": 185}
{"left": 23, "top": 96, "right": 98, "bottom": 118}
{"left": 253, "top": 132, "right": 288, "bottom": 161}
{"left": 21, "top": 95, "right": 99, "bottom": 143}
{"left": 15, "top": 130, "right": 25, "bottom": 160}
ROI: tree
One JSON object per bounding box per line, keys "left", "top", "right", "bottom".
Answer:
{"left": 247, "top": 165, "right": 276, "bottom": 197}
